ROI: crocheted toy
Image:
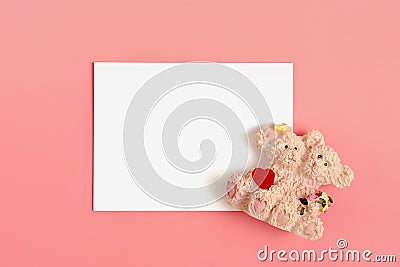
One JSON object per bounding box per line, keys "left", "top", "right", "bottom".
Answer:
{"left": 226, "top": 123, "right": 354, "bottom": 240}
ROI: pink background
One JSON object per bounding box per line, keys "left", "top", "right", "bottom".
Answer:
{"left": 2, "top": 0, "right": 399, "bottom": 266}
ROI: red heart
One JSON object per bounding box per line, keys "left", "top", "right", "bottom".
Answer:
{"left": 251, "top": 168, "right": 275, "bottom": 189}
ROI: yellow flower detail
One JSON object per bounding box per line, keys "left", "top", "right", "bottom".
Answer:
{"left": 318, "top": 192, "right": 331, "bottom": 212}
{"left": 274, "top": 123, "right": 288, "bottom": 133}
{"left": 321, "top": 204, "right": 329, "bottom": 212}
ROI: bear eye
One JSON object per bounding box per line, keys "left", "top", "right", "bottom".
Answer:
{"left": 284, "top": 145, "right": 288, "bottom": 149}
{"left": 294, "top": 147, "right": 297, "bottom": 150}
{"left": 324, "top": 162, "right": 328, "bottom": 166}
{"left": 317, "top": 155, "right": 322, "bottom": 159}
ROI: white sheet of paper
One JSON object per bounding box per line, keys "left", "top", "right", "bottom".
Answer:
{"left": 94, "top": 62, "right": 293, "bottom": 211}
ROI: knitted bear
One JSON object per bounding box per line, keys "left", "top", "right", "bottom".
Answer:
{"left": 226, "top": 124, "right": 354, "bottom": 240}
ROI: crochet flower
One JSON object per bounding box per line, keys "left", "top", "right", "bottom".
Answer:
{"left": 274, "top": 123, "right": 288, "bottom": 133}
{"left": 318, "top": 192, "right": 333, "bottom": 212}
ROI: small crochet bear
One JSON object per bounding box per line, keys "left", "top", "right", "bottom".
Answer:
{"left": 226, "top": 124, "right": 304, "bottom": 210}
{"left": 226, "top": 123, "right": 354, "bottom": 240}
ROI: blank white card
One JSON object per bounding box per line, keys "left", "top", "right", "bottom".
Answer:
{"left": 94, "top": 62, "right": 292, "bottom": 211}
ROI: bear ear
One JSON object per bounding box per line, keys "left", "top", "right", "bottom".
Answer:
{"left": 256, "top": 123, "right": 293, "bottom": 149}
{"left": 256, "top": 125, "right": 275, "bottom": 149}
{"left": 332, "top": 165, "right": 354, "bottom": 188}
{"left": 302, "top": 130, "right": 325, "bottom": 149}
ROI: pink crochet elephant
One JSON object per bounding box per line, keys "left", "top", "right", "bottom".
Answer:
{"left": 226, "top": 124, "right": 354, "bottom": 240}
